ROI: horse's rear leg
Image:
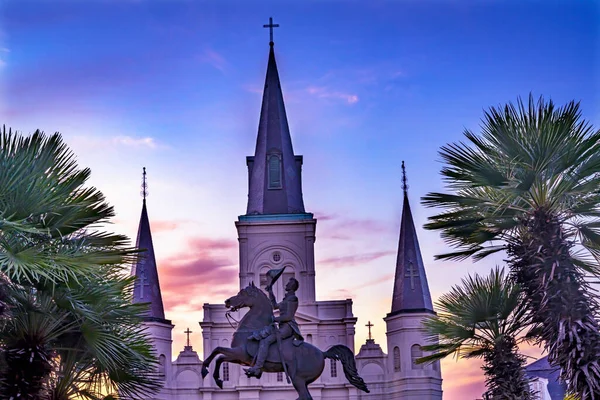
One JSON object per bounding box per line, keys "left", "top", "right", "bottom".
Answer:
{"left": 292, "top": 376, "right": 313, "bottom": 400}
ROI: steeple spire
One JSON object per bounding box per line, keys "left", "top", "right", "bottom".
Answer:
{"left": 132, "top": 167, "right": 167, "bottom": 321}
{"left": 389, "top": 162, "right": 434, "bottom": 316}
{"left": 246, "top": 24, "right": 305, "bottom": 215}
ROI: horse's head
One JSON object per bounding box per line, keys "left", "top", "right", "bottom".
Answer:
{"left": 225, "top": 282, "right": 265, "bottom": 312}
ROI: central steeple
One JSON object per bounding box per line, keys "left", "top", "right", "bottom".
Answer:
{"left": 246, "top": 21, "right": 305, "bottom": 215}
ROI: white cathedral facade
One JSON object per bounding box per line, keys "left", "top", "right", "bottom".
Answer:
{"left": 131, "top": 32, "right": 443, "bottom": 400}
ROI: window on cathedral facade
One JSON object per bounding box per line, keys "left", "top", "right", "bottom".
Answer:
{"left": 260, "top": 269, "right": 269, "bottom": 290}
{"left": 282, "top": 270, "right": 295, "bottom": 287}
{"left": 411, "top": 344, "right": 423, "bottom": 370}
{"left": 268, "top": 154, "right": 282, "bottom": 189}
{"left": 277, "top": 372, "right": 283, "bottom": 382}
{"left": 393, "top": 346, "right": 400, "bottom": 371}
{"left": 222, "top": 362, "right": 229, "bottom": 381}
{"left": 330, "top": 359, "right": 337, "bottom": 378}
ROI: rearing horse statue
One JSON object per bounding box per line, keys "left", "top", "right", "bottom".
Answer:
{"left": 201, "top": 282, "right": 369, "bottom": 400}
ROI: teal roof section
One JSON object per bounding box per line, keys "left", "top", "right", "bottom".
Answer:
{"left": 239, "top": 212, "right": 314, "bottom": 222}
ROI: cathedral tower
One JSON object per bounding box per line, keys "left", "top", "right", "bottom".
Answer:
{"left": 384, "top": 162, "right": 443, "bottom": 399}
{"left": 132, "top": 168, "right": 174, "bottom": 384}
{"left": 236, "top": 33, "right": 317, "bottom": 304}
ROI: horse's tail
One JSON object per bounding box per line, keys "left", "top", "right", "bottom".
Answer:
{"left": 323, "top": 345, "right": 370, "bottom": 393}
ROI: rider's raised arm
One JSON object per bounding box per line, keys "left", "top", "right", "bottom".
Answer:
{"left": 268, "top": 287, "right": 279, "bottom": 309}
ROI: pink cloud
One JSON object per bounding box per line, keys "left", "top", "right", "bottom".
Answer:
{"left": 197, "top": 48, "right": 230, "bottom": 73}
{"left": 319, "top": 250, "right": 394, "bottom": 268}
{"left": 243, "top": 84, "right": 263, "bottom": 95}
{"left": 315, "top": 212, "right": 393, "bottom": 240}
{"left": 158, "top": 237, "right": 238, "bottom": 310}
{"left": 306, "top": 86, "right": 359, "bottom": 104}
{"left": 330, "top": 273, "right": 395, "bottom": 299}
{"left": 150, "top": 220, "right": 180, "bottom": 233}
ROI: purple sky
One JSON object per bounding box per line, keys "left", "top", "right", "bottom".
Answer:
{"left": 2, "top": 1, "right": 599, "bottom": 398}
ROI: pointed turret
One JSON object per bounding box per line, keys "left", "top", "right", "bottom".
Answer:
{"left": 246, "top": 35, "right": 305, "bottom": 215}
{"left": 132, "top": 168, "right": 167, "bottom": 321}
{"left": 389, "top": 162, "right": 434, "bottom": 316}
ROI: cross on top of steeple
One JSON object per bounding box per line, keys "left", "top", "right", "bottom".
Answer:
{"left": 184, "top": 328, "right": 193, "bottom": 347}
{"left": 366, "top": 321, "right": 374, "bottom": 340}
{"left": 263, "top": 17, "right": 279, "bottom": 45}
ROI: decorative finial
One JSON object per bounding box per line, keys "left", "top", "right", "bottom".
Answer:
{"left": 184, "top": 327, "right": 193, "bottom": 348}
{"left": 401, "top": 161, "right": 408, "bottom": 195}
{"left": 141, "top": 167, "right": 148, "bottom": 201}
{"left": 263, "top": 17, "right": 279, "bottom": 46}
{"left": 366, "top": 321, "right": 374, "bottom": 341}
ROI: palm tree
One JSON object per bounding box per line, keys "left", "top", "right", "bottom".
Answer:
{"left": 418, "top": 267, "right": 533, "bottom": 399}
{"left": 0, "top": 127, "right": 161, "bottom": 399}
{"left": 422, "top": 96, "right": 600, "bottom": 398}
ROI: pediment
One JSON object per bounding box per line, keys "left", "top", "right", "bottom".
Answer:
{"left": 294, "top": 310, "right": 321, "bottom": 324}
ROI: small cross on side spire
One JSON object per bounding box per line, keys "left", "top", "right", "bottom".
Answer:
{"left": 141, "top": 167, "right": 149, "bottom": 201}
{"left": 401, "top": 160, "right": 408, "bottom": 195}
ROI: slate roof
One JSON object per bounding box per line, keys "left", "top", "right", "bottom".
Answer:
{"left": 131, "top": 198, "right": 168, "bottom": 322}
{"left": 389, "top": 168, "right": 434, "bottom": 316}
{"left": 525, "top": 356, "right": 567, "bottom": 400}
{"left": 246, "top": 41, "right": 305, "bottom": 215}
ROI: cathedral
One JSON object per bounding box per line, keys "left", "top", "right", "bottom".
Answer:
{"left": 131, "top": 27, "right": 443, "bottom": 400}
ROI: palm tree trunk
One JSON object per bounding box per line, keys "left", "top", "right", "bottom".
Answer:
{"left": 482, "top": 336, "right": 533, "bottom": 399}
{"left": 1, "top": 338, "right": 53, "bottom": 399}
{"left": 510, "top": 208, "right": 600, "bottom": 399}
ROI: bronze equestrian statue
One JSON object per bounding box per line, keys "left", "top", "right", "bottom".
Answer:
{"left": 201, "top": 269, "right": 369, "bottom": 400}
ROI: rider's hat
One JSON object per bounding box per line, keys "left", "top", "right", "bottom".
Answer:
{"left": 265, "top": 266, "right": 287, "bottom": 290}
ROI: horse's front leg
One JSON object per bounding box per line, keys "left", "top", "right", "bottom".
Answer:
{"left": 213, "top": 356, "right": 225, "bottom": 389}
{"left": 202, "top": 346, "right": 228, "bottom": 379}
{"left": 202, "top": 346, "right": 248, "bottom": 380}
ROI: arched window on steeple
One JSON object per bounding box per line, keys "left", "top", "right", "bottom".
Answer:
{"left": 158, "top": 354, "right": 166, "bottom": 379}
{"left": 411, "top": 344, "right": 423, "bottom": 370}
{"left": 268, "top": 154, "right": 282, "bottom": 189}
{"left": 393, "top": 347, "right": 400, "bottom": 371}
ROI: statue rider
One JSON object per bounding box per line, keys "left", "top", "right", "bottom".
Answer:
{"left": 246, "top": 276, "right": 303, "bottom": 378}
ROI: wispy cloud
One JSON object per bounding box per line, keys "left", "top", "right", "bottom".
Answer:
{"left": 306, "top": 86, "right": 359, "bottom": 104}
{"left": 197, "top": 48, "right": 230, "bottom": 73}
{"left": 151, "top": 220, "right": 181, "bottom": 233}
{"left": 0, "top": 47, "right": 9, "bottom": 67}
{"left": 159, "top": 237, "right": 238, "bottom": 310}
{"left": 315, "top": 212, "right": 393, "bottom": 240}
{"left": 319, "top": 250, "right": 394, "bottom": 268}
{"left": 243, "top": 84, "right": 263, "bottom": 95}
{"left": 112, "top": 136, "right": 157, "bottom": 148}
{"left": 70, "top": 135, "right": 159, "bottom": 150}
{"left": 330, "top": 272, "right": 395, "bottom": 299}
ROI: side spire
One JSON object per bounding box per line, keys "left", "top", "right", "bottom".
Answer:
{"left": 132, "top": 167, "right": 167, "bottom": 321}
{"left": 246, "top": 19, "right": 305, "bottom": 215}
{"left": 389, "top": 162, "right": 434, "bottom": 316}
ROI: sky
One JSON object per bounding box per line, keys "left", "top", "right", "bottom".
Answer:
{"left": 1, "top": 1, "right": 599, "bottom": 398}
